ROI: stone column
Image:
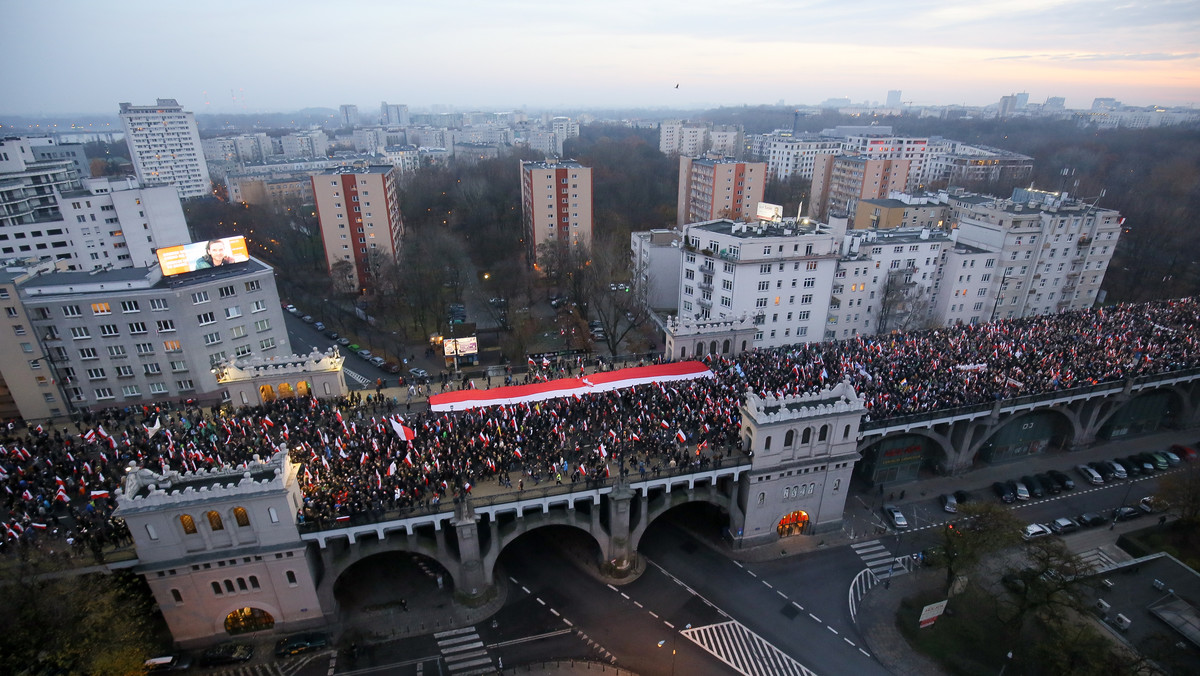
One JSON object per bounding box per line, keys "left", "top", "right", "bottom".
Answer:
{"left": 603, "top": 479, "right": 636, "bottom": 578}
{"left": 451, "top": 499, "right": 492, "bottom": 605}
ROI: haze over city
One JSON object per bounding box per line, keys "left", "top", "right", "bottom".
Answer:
{"left": 2, "top": 0, "right": 1197, "bottom": 116}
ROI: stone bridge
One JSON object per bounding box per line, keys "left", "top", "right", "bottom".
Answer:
{"left": 303, "top": 463, "right": 749, "bottom": 610}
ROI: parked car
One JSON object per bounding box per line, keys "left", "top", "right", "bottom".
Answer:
{"left": 940, "top": 493, "right": 958, "bottom": 513}
{"left": 1125, "top": 455, "right": 1154, "bottom": 474}
{"left": 1020, "top": 475, "right": 1045, "bottom": 499}
{"left": 1088, "top": 461, "right": 1116, "bottom": 482}
{"left": 953, "top": 489, "right": 971, "bottom": 505}
{"left": 1076, "top": 512, "right": 1106, "bottom": 528}
{"left": 201, "top": 642, "right": 254, "bottom": 666}
{"left": 1036, "top": 472, "right": 1061, "bottom": 494}
{"left": 369, "top": 356, "right": 386, "bottom": 367}
{"left": 1022, "top": 523, "right": 1053, "bottom": 541}
{"left": 313, "top": 321, "right": 326, "bottom": 332}
{"left": 993, "top": 481, "right": 1015, "bottom": 503}
{"left": 337, "top": 337, "right": 350, "bottom": 346}
{"left": 1104, "top": 460, "right": 1128, "bottom": 480}
{"left": 384, "top": 362, "right": 403, "bottom": 374}
{"left": 1139, "top": 496, "right": 1169, "bottom": 513}
{"left": 882, "top": 504, "right": 909, "bottom": 529}
{"left": 1049, "top": 517, "right": 1080, "bottom": 535}
{"left": 409, "top": 367, "right": 430, "bottom": 380}
{"left": 357, "top": 349, "right": 373, "bottom": 359}
{"left": 1112, "top": 506, "right": 1142, "bottom": 522}
{"left": 1144, "top": 452, "right": 1169, "bottom": 471}
{"left": 325, "top": 330, "right": 339, "bottom": 340}
{"left": 1047, "top": 469, "right": 1075, "bottom": 490}
{"left": 1170, "top": 444, "right": 1198, "bottom": 461}
{"left": 301, "top": 315, "right": 314, "bottom": 323}
{"left": 347, "top": 343, "right": 361, "bottom": 352}
{"left": 275, "top": 632, "right": 329, "bottom": 658}
{"left": 1161, "top": 449, "right": 1182, "bottom": 466}
{"left": 285, "top": 305, "right": 298, "bottom": 314}
{"left": 1076, "top": 464, "right": 1104, "bottom": 485}
{"left": 1117, "top": 457, "right": 1142, "bottom": 477}
{"left": 144, "top": 654, "right": 194, "bottom": 671}
{"left": 1013, "top": 480, "right": 1031, "bottom": 501}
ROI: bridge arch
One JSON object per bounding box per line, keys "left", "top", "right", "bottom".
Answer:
{"left": 629, "top": 485, "right": 732, "bottom": 552}
{"left": 319, "top": 527, "right": 467, "bottom": 615}
{"left": 855, "top": 431, "right": 952, "bottom": 485}
{"left": 1095, "top": 386, "right": 1187, "bottom": 440}
{"left": 482, "top": 507, "right": 606, "bottom": 586}
{"left": 971, "top": 407, "right": 1076, "bottom": 466}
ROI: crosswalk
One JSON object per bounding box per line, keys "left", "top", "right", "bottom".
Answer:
{"left": 435, "top": 627, "right": 494, "bottom": 675}
{"left": 851, "top": 539, "right": 906, "bottom": 578}
{"left": 210, "top": 661, "right": 286, "bottom": 676}
{"left": 682, "top": 620, "right": 817, "bottom": 676}
{"left": 344, "top": 368, "right": 370, "bottom": 386}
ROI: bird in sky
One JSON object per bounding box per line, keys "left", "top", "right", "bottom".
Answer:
{"left": 675, "top": 84, "right": 679, "bottom": 89}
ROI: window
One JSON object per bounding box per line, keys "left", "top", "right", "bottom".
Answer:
{"left": 62, "top": 304, "right": 81, "bottom": 317}
{"left": 797, "top": 311, "right": 810, "bottom": 320}
{"left": 197, "top": 312, "right": 216, "bottom": 326}
{"left": 268, "top": 507, "right": 279, "bottom": 523}
{"left": 225, "top": 306, "right": 242, "bottom": 319}
{"left": 234, "top": 344, "right": 252, "bottom": 357}
{"left": 120, "top": 300, "right": 140, "bottom": 313}
{"left": 121, "top": 384, "right": 140, "bottom": 397}
{"left": 86, "top": 368, "right": 106, "bottom": 380}
{"left": 94, "top": 387, "right": 114, "bottom": 400}
{"left": 145, "top": 524, "right": 158, "bottom": 540}
{"left": 144, "top": 363, "right": 161, "bottom": 375}
{"left": 170, "top": 360, "right": 188, "bottom": 372}
{"left": 116, "top": 365, "right": 134, "bottom": 378}
{"left": 286, "top": 570, "right": 297, "bottom": 586}
{"left": 171, "top": 589, "right": 183, "bottom": 603}
{"left": 803, "top": 277, "right": 815, "bottom": 288}
{"left": 149, "top": 383, "right": 167, "bottom": 394}
{"left": 259, "top": 338, "right": 276, "bottom": 350}
{"left": 755, "top": 298, "right": 767, "bottom": 308}
{"left": 135, "top": 342, "right": 154, "bottom": 355}
{"left": 254, "top": 319, "right": 270, "bottom": 332}
{"left": 177, "top": 379, "right": 195, "bottom": 390}
{"left": 99, "top": 324, "right": 119, "bottom": 337}
{"left": 234, "top": 507, "right": 250, "bottom": 527}
{"left": 206, "top": 511, "right": 224, "bottom": 531}
{"left": 79, "top": 347, "right": 98, "bottom": 360}
{"left": 249, "top": 576, "right": 260, "bottom": 589}
{"left": 107, "top": 345, "right": 126, "bottom": 358}
{"left": 251, "top": 300, "right": 266, "bottom": 313}
{"left": 164, "top": 340, "right": 182, "bottom": 353}
{"left": 218, "top": 285, "right": 236, "bottom": 299}
{"left": 230, "top": 325, "right": 247, "bottom": 339}
{"left": 71, "top": 326, "right": 91, "bottom": 339}
{"left": 149, "top": 298, "right": 168, "bottom": 311}
{"left": 91, "top": 302, "right": 111, "bottom": 315}
{"left": 128, "top": 321, "right": 147, "bottom": 334}
{"left": 244, "top": 280, "right": 260, "bottom": 292}
{"left": 801, "top": 294, "right": 813, "bottom": 304}
{"left": 156, "top": 319, "right": 175, "bottom": 333}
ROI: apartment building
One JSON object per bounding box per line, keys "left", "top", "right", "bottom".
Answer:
{"left": 0, "top": 136, "right": 81, "bottom": 265}
{"left": 14, "top": 259, "right": 289, "bottom": 413}
{"left": 629, "top": 229, "right": 682, "bottom": 310}
{"left": 922, "top": 143, "right": 1033, "bottom": 188}
{"left": 676, "top": 155, "right": 766, "bottom": 226}
{"left": 853, "top": 194, "right": 947, "bottom": 230}
{"left": 27, "top": 137, "right": 89, "bottom": 180}
{"left": 810, "top": 154, "right": 910, "bottom": 222}
{"left": 660, "top": 121, "right": 743, "bottom": 157}
{"left": 762, "top": 134, "right": 845, "bottom": 181}
{"left": 519, "top": 159, "right": 593, "bottom": 265}
{"left": 311, "top": 166, "right": 404, "bottom": 291}
{"left": 58, "top": 177, "right": 190, "bottom": 269}
{"left": 280, "top": 131, "right": 329, "bottom": 159}
{"left": 550, "top": 117, "right": 580, "bottom": 155}
{"left": 119, "top": 99, "right": 211, "bottom": 199}
{"left": 676, "top": 218, "right": 844, "bottom": 349}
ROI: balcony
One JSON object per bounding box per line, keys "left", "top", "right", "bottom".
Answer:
{"left": 698, "top": 281, "right": 713, "bottom": 292}
{"left": 697, "top": 298, "right": 713, "bottom": 309}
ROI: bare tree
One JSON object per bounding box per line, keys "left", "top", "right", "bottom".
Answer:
{"left": 876, "top": 268, "right": 933, "bottom": 334}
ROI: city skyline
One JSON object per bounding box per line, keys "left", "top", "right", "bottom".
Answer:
{"left": 2, "top": 0, "right": 1197, "bottom": 116}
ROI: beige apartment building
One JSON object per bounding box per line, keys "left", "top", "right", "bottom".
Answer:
{"left": 519, "top": 159, "right": 593, "bottom": 266}
{"left": 677, "top": 155, "right": 766, "bottom": 226}
{"left": 810, "top": 155, "right": 910, "bottom": 222}
{"left": 311, "top": 166, "right": 404, "bottom": 292}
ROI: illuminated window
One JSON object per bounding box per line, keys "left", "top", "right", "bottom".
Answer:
{"left": 207, "top": 511, "right": 224, "bottom": 531}
{"left": 180, "top": 514, "right": 197, "bottom": 535}
{"left": 234, "top": 507, "right": 250, "bottom": 527}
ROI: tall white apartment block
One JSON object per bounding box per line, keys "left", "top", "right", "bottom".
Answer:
{"left": 659, "top": 121, "right": 711, "bottom": 156}
{"left": 119, "top": 99, "right": 211, "bottom": 199}
{"left": 280, "top": 131, "right": 329, "bottom": 159}
{"left": 763, "top": 134, "right": 845, "bottom": 181}
{"left": 58, "top": 177, "right": 190, "bottom": 269}
{"left": 676, "top": 218, "right": 844, "bottom": 348}
{"left": 550, "top": 117, "right": 580, "bottom": 156}
{"left": 520, "top": 159, "right": 593, "bottom": 265}
{"left": 0, "top": 136, "right": 81, "bottom": 263}
{"left": 948, "top": 189, "right": 1122, "bottom": 318}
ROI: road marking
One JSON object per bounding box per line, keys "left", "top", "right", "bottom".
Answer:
{"left": 536, "top": 598, "right": 546, "bottom": 605}
{"left": 734, "top": 561, "right": 744, "bottom": 568}
{"left": 607, "top": 584, "right": 618, "bottom": 592}
{"left": 620, "top": 592, "right": 630, "bottom": 600}
{"left": 860, "top": 648, "right": 871, "bottom": 657}
{"left": 509, "top": 576, "right": 518, "bottom": 584}
{"left": 634, "top": 601, "right": 643, "bottom": 608}
{"left": 648, "top": 611, "right": 659, "bottom": 618}
{"left": 792, "top": 601, "right": 804, "bottom": 611}
{"left": 776, "top": 590, "right": 787, "bottom": 598}
{"left": 521, "top": 586, "right": 530, "bottom": 594}
{"left": 344, "top": 368, "right": 370, "bottom": 386}
{"left": 762, "top": 580, "right": 772, "bottom": 588}
{"left": 664, "top": 621, "right": 674, "bottom": 628}
{"left": 827, "top": 626, "right": 838, "bottom": 635}
{"left": 563, "top": 619, "right": 573, "bottom": 627}
{"left": 809, "top": 613, "right": 822, "bottom": 623}
{"left": 550, "top": 608, "right": 560, "bottom": 616}
{"left": 844, "top": 638, "right": 856, "bottom": 647}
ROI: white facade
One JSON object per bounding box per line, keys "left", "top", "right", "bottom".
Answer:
{"left": 0, "top": 137, "right": 81, "bottom": 264}
{"left": 550, "top": 117, "right": 579, "bottom": 155}
{"left": 280, "top": 131, "right": 329, "bottom": 159}
{"left": 931, "top": 241, "right": 1000, "bottom": 327}
{"left": 630, "top": 229, "right": 682, "bottom": 310}
{"left": 676, "top": 218, "right": 844, "bottom": 349}
{"left": 119, "top": 99, "right": 211, "bottom": 199}
{"left": 58, "top": 177, "right": 190, "bottom": 269}
{"left": 762, "top": 134, "right": 845, "bottom": 181}
{"left": 20, "top": 259, "right": 291, "bottom": 410}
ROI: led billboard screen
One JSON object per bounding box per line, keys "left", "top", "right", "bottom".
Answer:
{"left": 156, "top": 236, "right": 250, "bottom": 276}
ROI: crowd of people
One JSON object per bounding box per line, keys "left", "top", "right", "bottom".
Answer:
{"left": 2, "top": 297, "right": 1197, "bottom": 554}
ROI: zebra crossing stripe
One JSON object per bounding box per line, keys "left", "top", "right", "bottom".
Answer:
{"left": 682, "top": 620, "right": 818, "bottom": 676}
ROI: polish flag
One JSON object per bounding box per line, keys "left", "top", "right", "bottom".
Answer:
{"left": 336, "top": 515, "right": 350, "bottom": 522}
{"left": 578, "top": 464, "right": 587, "bottom": 476}
{"left": 390, "top": 417, "right": 415, "bottom": 441}
{"left": 388, "top": 461, "right": 397, "bottom": 476}
{"left": 90, "top": 490, "right": 110, "bottom": 499}
{"left": 675, "top": 430, "right": 687, "bottom": 444}
{"left": 660, "top": 420, "right": 671, "bottom": 429}
{"left": 630, "top": 432, "right": 640, "bottom": 442}
{"left": 513, "top": 448, "right": 523, "bottom": 459}
{"left": 597, "top": 444, "right": 607, "bottom": 459}
{"left": 403, "top": 452, "right": 414, "bottom": 467}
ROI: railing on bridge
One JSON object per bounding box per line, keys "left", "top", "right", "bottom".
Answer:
{"left": 296, "top": 457, "right": 752, "bottom": 535}
{"left": 860, "top": 366, "right": 1200, "bottom": 434}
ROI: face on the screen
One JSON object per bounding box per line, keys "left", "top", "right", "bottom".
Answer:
{"left": 208, "top": 239, "right": 228, "bottom": 263}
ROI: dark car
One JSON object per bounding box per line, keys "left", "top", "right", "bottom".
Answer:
{"left": 1134, "top": 452, "right": 1162, "bottom": 471}
{"left": 1036, "top": 472, "right": 1061, "bottom": 494}
{"left": 325, "top": 330, "right": 339, "bottom": 340}
{"left": 1076, "top": 512, "right": 1106, "bottom": 528}
{"left": 1112, "top": 506, "right": 1142, "bottom": 522}
{"left": 1171, "top": 444, "right": 1198, "bottom": 461}
{"left": 1088, "top": 461, "right": 1115, "bottom": 482}
{"left": 275, "top": 632, "right": 329, "bottom": 658}
{"left": 1049, "top": 517, "right": 1080, "bottom": 535}
{"left": 993, "top": 481, "right": 1015, "bottom": 503}
{"left": 1118, "top": 456, "right": 1142, "bottom": 476}
{"left": 1020, "top": 475, "right": 1045, "bottom": 499}
{"left": 144, "top": 655, "right": 194, "bottom": 672}
{"left": 953, "top": 489, "right": 971, "bottom": 505}
{"left": 1125, "top": 455, "right": 1154, "bottom": 474}
{"left": 1046, "top": 469, "right": 1075, "bottom": 490}
{"left": 201, "top": 642, "right": 253, "bottom": 666}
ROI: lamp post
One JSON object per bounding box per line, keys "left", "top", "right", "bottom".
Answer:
{"left": 998, "top": 650, "right": 1013, "bottom": 675}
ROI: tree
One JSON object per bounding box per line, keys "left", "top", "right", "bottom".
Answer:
{"left": 876, "top": 269, "right": 933, "bottom": 334}
{"left": 996, "top": 536, "right": 1093, "bottom": 627}
{"left": 926, "top": 502, "right": 1022, "bottom": 593}
{"left": 1155, "top": 462, "right": 1200, "bottom": 523}
{"left": 582, "top": 233, "right": 656, "bottom": 355}
{"left": 0, "top": 554, "right": 155, "bottom": 675}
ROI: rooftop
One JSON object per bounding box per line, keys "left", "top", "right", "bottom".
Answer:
{"left": 689, "top": 218, "right": 829, "bottom": 240}
{"left": 320, "top": 165, "right": 394, "bottom": 176}
{"left": 523, "top": 159, "right": 587, "bottom": 170}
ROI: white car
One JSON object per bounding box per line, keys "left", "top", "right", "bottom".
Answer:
{"left": 1021, "top": 523, "right": 1053, "bottom": 541}
{"left": 882, "top": 504, "right": 909, "bottom": 529}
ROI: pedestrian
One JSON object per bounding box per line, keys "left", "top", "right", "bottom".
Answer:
{"left": 899, "top": 490, "right": 906, "bottom": 500}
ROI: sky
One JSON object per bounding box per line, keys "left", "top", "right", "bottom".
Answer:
{"left": 2, "top": 0, "right": 1197, "bottom": 117}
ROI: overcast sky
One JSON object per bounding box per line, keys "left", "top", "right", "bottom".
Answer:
{"left": 2, "top": 0, "right": 1197, "bottom": 117}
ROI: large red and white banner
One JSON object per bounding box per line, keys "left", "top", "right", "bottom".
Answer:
{"left": 428, "top": 361, "right": 714, "bottom": 412}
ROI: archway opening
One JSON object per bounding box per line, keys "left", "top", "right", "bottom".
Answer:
{"left": 297, "top": 381, "right": 311, "bottom": 397}
{"left": 638, "top": 500, "right": 731, "bottom": 554}
{"left": 1099, "top": 389, "right": 1180, "bottom": 439}
{"left": 277, "top": 382, "right": 295, "bottom": 399}
{"left": 224, "top": 607, "right": 274, "bottom": 635}
{"left": 333, "top": 550, "right": 454, "bottom": 624}
{"left": 259, "top": 384, "right": 276, "bottom": 403}
{"left": 974, "top": 410, "right": 1073, "bottom": 466}
{"left": 777, "top": 510, "right": 809, "bottom": 537}
{"left": 497, "top": 524, "right": 603, "bottom": 578}
{"left": 855, "top": 434, "right": 947, "bottom": 487}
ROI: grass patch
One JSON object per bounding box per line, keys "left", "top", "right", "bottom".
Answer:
{"left": 896, "top": 585, "right": 1018, "bottom": 676}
